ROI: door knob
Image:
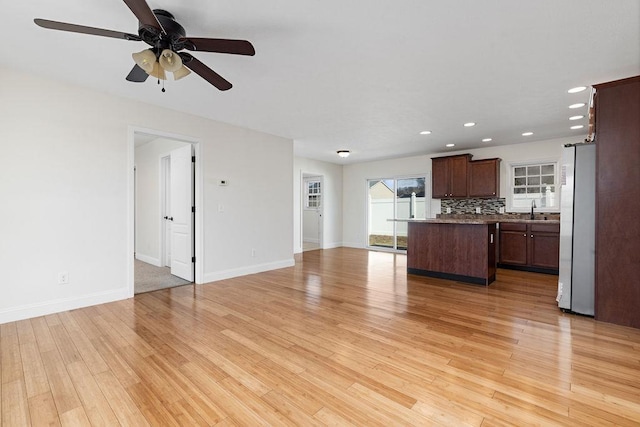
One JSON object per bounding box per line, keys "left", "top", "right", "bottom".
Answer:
{"left": 169, "top": 217, "right": 174, "bottom": 221}
{"left": 164, "top": 216, "right": 168, "bottom": 220}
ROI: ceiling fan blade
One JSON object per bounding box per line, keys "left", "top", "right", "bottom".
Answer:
{"left": 182, "top": 38, "right": 255, "bottom": 56}
{"left": 122, "top": 0, "right": 164, "bottom": 33}
{"left": 34, "top": 18, "right": 141, "bottom": 41}
{"left": 126, "top": 64, "right": 149, "bottom": 82}
{"left": 180, "top": 53, "right": 232, "bottom": 91}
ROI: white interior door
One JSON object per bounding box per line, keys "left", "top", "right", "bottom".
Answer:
{"left": 169, "top": 144, "right": 194, "bottom": 281}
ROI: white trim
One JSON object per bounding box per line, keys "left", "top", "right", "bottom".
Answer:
{"left": 202, "top": 258, "right": 295, "bottom": 283}
{"left": 0, "top": 288, "right": 131, "bottom": 325}
{"left": 322, "top": 241, "right": 343, "bottom": 249}
{"left": 128, "top": 126, "right": 204, "bottom": 295}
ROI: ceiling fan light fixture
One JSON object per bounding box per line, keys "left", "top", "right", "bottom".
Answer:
{"left": 173, "top": 65, "right": 191, "bottom": 80}
{"left": 337, "top": 150, "right": 350, "bottom": 158}
{"left": 159, "top": 49, "right": 182, "bottom": 72}
{"left": 132, "top": 49, "right": 156, "bottom": 73}
{"left": 149, "top": 61, "right": 167, "bottom": 80}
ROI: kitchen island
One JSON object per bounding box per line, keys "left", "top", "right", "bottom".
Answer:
{"left": 406, "top": 219, "right": 497, "bottom": 285}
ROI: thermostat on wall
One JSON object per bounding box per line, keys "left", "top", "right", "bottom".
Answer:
{"left": 218, "top": 179, "right": 229, "bottom": 186}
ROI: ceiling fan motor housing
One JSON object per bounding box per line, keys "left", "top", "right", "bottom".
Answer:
{"left": 138, "top": 9, "right": 187, "bottom": 52}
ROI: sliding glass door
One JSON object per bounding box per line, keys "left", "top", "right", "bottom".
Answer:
{"left": 367, "top": 176, "right": 426, "bottom": 251}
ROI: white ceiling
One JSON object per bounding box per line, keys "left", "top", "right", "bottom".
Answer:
{"left": 2, "top": 0, "right": 639, "bottom": 164}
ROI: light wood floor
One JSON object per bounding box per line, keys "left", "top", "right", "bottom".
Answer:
{"left": 2, "top": 248, "right": 640, "bottom": 426}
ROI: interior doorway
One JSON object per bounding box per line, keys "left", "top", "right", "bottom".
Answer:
{"left": 302, "top": 174, "right": 323, "bottom": 251}
{"left": 130, "top": 128, "right": 201, "bottom": 294}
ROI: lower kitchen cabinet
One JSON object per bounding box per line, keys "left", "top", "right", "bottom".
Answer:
{"left": 498, "top": 222, "right": 559, "bottom": 274}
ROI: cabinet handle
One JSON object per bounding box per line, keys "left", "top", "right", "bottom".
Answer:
{"left": 531, "top": 234, "right": 534, "bottom": 238}
{"left": 523, "top": 234, "right": 526, "bottom": 237}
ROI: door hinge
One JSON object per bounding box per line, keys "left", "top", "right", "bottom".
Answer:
{"left": 191, "top": 206, "right": 195, "bottom": 213}
{"left": 192, "top": 156, "right": 195, "bottom": 163}
{"left": 191, "top": 256, "right": 195, "bottom": 263}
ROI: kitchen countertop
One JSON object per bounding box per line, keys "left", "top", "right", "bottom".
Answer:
{"left": 391, "top": 218, "right": 498, "bottom": 225}
{"left": 391, "top": 218, "right": 559, "bottom": 225}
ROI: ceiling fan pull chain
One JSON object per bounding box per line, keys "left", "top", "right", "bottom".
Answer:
{"left": 162, "top": 80, "right": 166, "bottom": 93}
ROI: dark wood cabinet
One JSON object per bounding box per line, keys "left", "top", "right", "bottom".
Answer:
{"left": 468, "top": 158, "right": 500, "bottom": 198}
{"left": 499, "top": 222, "right": 559, "bottom": 274}
{"left": 408, "top": 221, "right": 497, "bottom": 285}
{"left": 498, "top": 223, "right": 528, "bottom": 265}
{"left": 432, "top": 154, "right": 471, "bottom": 198}
{"left": 594, "top": 75, "right": 640, "bottom": 328}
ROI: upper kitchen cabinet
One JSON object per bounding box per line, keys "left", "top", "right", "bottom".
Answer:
{"left": 594, "top": 75, "right": 640, "bottom": 329}
{"left": 432, "top": 154, "right": 471, "bottom": 198}
{"left": 468, "top": 158, "right": 501, "bottom": 198}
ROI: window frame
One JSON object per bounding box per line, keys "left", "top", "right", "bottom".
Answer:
{"left": 506, "top": 158, "right": 560, "bottom": 212}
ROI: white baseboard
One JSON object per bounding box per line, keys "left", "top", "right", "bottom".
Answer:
{"left": 135, "top": 253, "right": 161, "bottom": 267}
{"left": 322, "top": 242, "right": 343, "bottom": 249}
{"left": 202, "top": 258, "right": 295, "bottom": 284}
{"left": 0, "top": 288, "right": 131, "bottom": 325}
{"left": 303, "top": 237, "right": 319, "bottom": 244}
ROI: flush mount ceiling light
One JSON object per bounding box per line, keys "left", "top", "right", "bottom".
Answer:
{"left": 569, "top": 103, "right": 586, "bottom": 109}
{"left": 482, "top": 138, "right": 492, "bottom": 142}
{"left": 446, "top": 143, "right": 455, "bottom": 147}
{"left": 571, "top": 125, "right": 584, "bottom": 130}
{"left": 463, "top": 122, "right": 476, "bottom": 127}
{"left": 419, "top": 130, "right": 432, "bottom": 135}
{"left": 337, "top": 150, "right": 350, "bottom": 158}
{"left": 568, "top": 86, "right": 587, "bottom": 93}
{"left": 569, "top": 115, "right": 584, "bottom": 120}
{"left": 522, "top": 132, "right": 534, "bottom": 136}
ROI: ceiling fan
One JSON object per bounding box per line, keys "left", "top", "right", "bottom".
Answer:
{"left": 34, "top": 0, "right": 255, "bottom": 91}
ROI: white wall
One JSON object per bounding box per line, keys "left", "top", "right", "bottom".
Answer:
{"left": 342, "top": 138, "right": 568, "bottom": 248}
{"left": 293, "top": 157, "right": 343, "bottom": 253}
{"left": 0, "top": 67, "right": 293, "bottom": 323}
{"left": 135, "top": 138, "right": 189, "bottom": 265}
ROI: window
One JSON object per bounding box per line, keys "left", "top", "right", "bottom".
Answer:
{"left": 305, "top": 179, "right": 321, "bottom": 209}
{"left": 509, "top": 161, "right": 558, "bottom": 210}
{"left": 367, "top": 176, "right": 427, "bottom": 251}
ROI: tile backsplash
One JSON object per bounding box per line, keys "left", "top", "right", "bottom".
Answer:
{"left": 441, "top": 198, "right": 505, "bottom": 215}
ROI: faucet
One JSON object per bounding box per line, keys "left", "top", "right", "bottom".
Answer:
{"left": 530, "top": 200, "right": 536, "bottom": 220}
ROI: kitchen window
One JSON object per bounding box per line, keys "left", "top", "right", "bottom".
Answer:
{"left": 508, "top": 160, "right": 558, "bottom": 211}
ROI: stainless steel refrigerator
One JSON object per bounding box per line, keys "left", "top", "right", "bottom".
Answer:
{"left": 557, "top": 143, "right": 596, "bottom": 315}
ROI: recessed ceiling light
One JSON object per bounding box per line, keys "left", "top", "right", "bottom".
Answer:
{"left": 482, "top": 138, "right": 492, "bottom": 142}
{"left": 568, "top": 86, "right": 587, "bottom": 93}
{"left": 419, "top": 130, "right": 432, "bottom": 135}
{"left": 569, "top": 115, "right": 584, "bottom": 120}
{"left": 463, "top": 122, "right": 476, "bottom": 127}
{"left": 570, "top": 125, "right": 584, "bottom": 130}
{"left": 522, "top": 132, "right": 534, "bottom": 136}
{"left": 569, "top": 103, "right": 586, "bottom": 109}
{"left": 446, "top": 143, "right": 455, "bottom": 147}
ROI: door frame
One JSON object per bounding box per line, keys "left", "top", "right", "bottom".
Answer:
{"left": 127, "top": 126, "right": 203, "bottom": 296}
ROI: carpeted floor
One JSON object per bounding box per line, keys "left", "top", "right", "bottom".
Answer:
{"left": 134, "top": 259, "right": 193, "bottom": 294}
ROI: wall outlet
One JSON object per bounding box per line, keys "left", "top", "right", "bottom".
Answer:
{"left": 446, "top": 207, "right": 452, "bottom": 214}
{"left": 251, "top": 248, "right": 256, "bottom": 257}
{"left": 58, "top": 271, "right": 69, "bottom": 285}
{"left": 218, "top": 203, "right": 224, "bottom": 213}
{"left": 475, "top": 207, "right": 482, "bottom": 214}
